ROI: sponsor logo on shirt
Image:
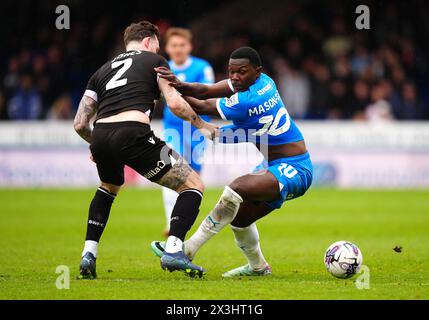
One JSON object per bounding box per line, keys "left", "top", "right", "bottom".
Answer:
{"left": 224, "top": 93, "right": 239, "bottom": 107}
{"left": 257, "top": 83, "right": 272, "bottom": 96}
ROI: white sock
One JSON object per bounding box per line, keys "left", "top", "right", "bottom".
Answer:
{"left": 184, "top": 186, "right": 243, "bottom": 259}
{"left": 231, "top": 223, "right": 268, "bottom": 271}
{"left": 165, "top": 236, "right": 183, "bottom": 254}
{"left": 82, "top": 240, "right": 98, "bottom": 258}
{"left": 162, "top": 187, "right": 178, "bottom": 230}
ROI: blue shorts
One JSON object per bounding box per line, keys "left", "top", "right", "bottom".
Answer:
{"left": 163, "top": 119, "right": 209, "bottom": 173}
{"left": 253, "top": 152, "right": 313, "bottom": 209}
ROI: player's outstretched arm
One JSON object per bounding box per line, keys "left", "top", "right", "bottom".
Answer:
{"left": 158, "top": 78, "right": 219, "bottom": 139}
{"left": 183, "top": 96, "right": 220, "bottom": 117}
{"left": 73, "top": 95, "right": 97, "bottom": 144}
{"left": 155, "top": 66, "right": 233, "bottom": 99}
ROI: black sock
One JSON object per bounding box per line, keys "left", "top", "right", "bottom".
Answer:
{"left": 85, "top": 187, "right": 116, "bottom": 242}
{"left": 169, "top": 189, "right": 203, "bottom": 241}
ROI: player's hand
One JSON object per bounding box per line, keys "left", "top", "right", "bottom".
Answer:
{"left": 155, "top": 67, "right": 181, "bottom": 87}
{"left": 200, "top": 122, "right": 219, "bottom": 141}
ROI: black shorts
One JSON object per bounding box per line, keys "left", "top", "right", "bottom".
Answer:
{"left": 90, "top": 121, "right": 178, "bottom": 185}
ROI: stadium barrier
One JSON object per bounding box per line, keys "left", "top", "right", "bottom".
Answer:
{"left": 1, "top": 120, "right": 428, "bottom": 188}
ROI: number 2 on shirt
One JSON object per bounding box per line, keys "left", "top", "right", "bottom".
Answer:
{"left": 106, "top": 58, "right": 133, "bottom": 90}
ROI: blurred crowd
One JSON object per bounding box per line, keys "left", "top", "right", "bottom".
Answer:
{"left": 190, "top": 0, "right": 429, "bottom": 121}
{"left": 1, "top": 0, "right": 428, "bottom": 121}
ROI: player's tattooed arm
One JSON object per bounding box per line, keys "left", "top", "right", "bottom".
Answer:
{"left": 158, "top": 77, "right": 219, "bottom": 139}
{"left": 158, "top": 77, "right": 203, "bottom": 126}
{"left": 155, "top": 66, "right": 233, "bottom": 99}
{"left": 74, "top": 95, "right": 97, "bottom": 144}
{"left": 183, "top": 96, "right": 220, "bottom": 117}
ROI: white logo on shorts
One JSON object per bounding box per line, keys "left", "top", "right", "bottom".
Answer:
{"left": 144, "top": 160, "right": 166, "bottom": 179}
{"left": 148, "top": 137, "right": 155, "bottom": 144}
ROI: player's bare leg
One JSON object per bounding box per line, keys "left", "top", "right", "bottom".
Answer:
{"left": 154, "top": 157, "right": 206, "bottom": 277}
{"left": 80, "top": 182, "right": 121, "bottom": 279}
{"left": 183, "top": 170, "right": 279, "bottom": 260}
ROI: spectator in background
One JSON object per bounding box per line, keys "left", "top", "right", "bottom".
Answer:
{"left": 329, "top": 79, "right": 350, "bottom": 119}
{"left": 0, "top": 90, "right": 8, "bottom": 120}
{"left": 7, "top": 74, "right": 42, "bottom": 120}
{"left": 365, "top": 83, "right": 394, "bottom": 121}
{"left": 390, "top": 81, "right": 424, "bottom": 120}
{"left": 333, "top": 54, "right": 352, "bottom": 81}
{"left": 323, "top": 17, "right": 352, "bottom": 59}
{"left": 348, "top": 80, "right": 370, "bottom": 119}
{"left": 350, "top": 45, "right": 372, "bottom": 77}
{"left": 3, "top": 57, "right": 21, "bottom": 95}
{"left": 284, "top": 37, "right": 303, "bottom": 70}
{"left": 32, "top": 55, "right": 50, "bottom": 115}
{"left": 391, "top": 66, "right": 406, "bottom": 88}
{"left": 276, "top": 58, "right": 310, "bottom": 119}
{"left": 0, "top": 1, "right": 428, "bottom": 122}
{"left": 45, "top": 46, "right": 66, "bottom": 110}
{"left": 47, "top": 94, "right": 73, "bottom": 120}
{"left": 307, "top": 63, "right": 331, "bottom": 119}
{"left": 18, "top": 50, "right": 32, "bottom": 73}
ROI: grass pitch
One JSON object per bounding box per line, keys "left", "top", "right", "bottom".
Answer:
{"left": 0, "top": 188, "right": 428, "bottom": 300}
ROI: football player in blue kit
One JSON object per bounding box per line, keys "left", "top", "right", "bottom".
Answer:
{"left": 161, "top": 28, "right": 215, "bottom": 236}
{"left": 152, "top": 46, "right": 313, "bottom": 277}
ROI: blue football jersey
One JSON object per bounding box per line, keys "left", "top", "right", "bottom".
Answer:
{"left": 163, "top": 56, "right": 214, "bottom": 126}
{"left": 217, "top": 73, "right": 304, "bottom": 145}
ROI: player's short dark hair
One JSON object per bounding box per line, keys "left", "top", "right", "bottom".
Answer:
{"left": 124, "top": 21, "right": 161, "bottom": 46}
{"left": 230, "top": 47, "right": 262, "bottom": 67}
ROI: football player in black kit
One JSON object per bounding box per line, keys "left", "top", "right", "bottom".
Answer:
{"left": 73, "top": 21, "right": 217, "bottom": 278}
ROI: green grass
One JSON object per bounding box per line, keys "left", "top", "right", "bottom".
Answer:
{"left": 0, "top": 188, "right": 428, "bottom": 300}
